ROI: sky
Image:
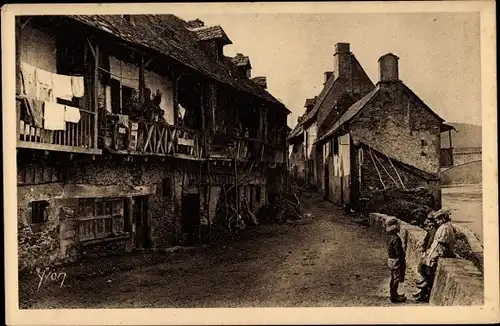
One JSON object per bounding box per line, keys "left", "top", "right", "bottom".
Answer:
{"left": 175, "top": 12, "right": 481, "bottom": 128}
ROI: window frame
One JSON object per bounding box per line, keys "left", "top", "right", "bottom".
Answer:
{"left": 31, "top": 200, "right": 50, "bottom": 224}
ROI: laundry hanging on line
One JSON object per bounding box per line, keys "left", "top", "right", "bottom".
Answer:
{"left": 20, "top": 97, "right": 44, "bottom": 128}
{"left": 64, "top": 105, "right": 81, "bottom": 123}
{"left": 52, "top": 73, "right": 74, "bottom": 101}
{"left": 20, "top": 62, "right": 37, "bottom": 98}
{"left": 35, "top": 67, "right": 54, "bottom": 102}
{"left": 43, "top": 101, "right": 66, "bottom": 131}
{"left": 71, "top": 76, "right": 85, "bottom": 98}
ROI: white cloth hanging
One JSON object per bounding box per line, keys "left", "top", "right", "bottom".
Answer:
{"left": 43, "top": 101, "right": 66, "bottom": 130}
{"left": 64, "top": 105, "right": 81, "bottom": 123}
{"left": 52, "top": 73, "right": 74, "bottom": 101}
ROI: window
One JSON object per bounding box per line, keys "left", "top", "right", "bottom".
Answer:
{"left": 31, "top": 200, "right": 50, "bottom": 224}
{"left": 162, "top": 177, "right": 173, "bottom": 198}
{"left": 78, "top": 198, "right": 126, "bottom": 242}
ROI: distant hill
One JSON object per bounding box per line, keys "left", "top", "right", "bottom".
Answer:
{"left": 441, "top": 123, "right": 482, "bottom": 151}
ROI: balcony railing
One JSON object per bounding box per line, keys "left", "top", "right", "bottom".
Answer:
{"left": 440, "top": 147, "right": 454, "bottom": 168}
{"left": 105, "top": 116, "right": 202, "bottom": 160}
{"left": 235, "top": 137, "right": 264, "bottom": 162}
{"left": 16, "top": 97, "right": 101, "bottom": 155}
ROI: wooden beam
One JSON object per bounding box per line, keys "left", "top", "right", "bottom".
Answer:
{"left": 93, "top": 42, "right": 99, "bottom": 149}
{"left": 139, "top": 54, "right": 145, "bottom": 104}
{"left": 17, "top": 140, "right": 103, "bottom": 155}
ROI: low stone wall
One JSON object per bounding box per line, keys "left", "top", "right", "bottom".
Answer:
{"left": 429, "top": 258, "right": 484, "bottom": 306}
{"left": 452, "top": 223, "right": 484, "bottom": 272}
{"left": 368, "top": 213, "right": 426, "bottom": 272}
{"left": 368, "top": 213, "right": 484, "bottom": 306}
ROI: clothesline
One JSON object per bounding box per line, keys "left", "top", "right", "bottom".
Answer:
{"left": 98, "top": 66, "right": 141, "bottom": 81}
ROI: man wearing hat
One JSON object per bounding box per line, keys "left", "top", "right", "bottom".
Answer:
{"left": 386, "top": 218, "right": 407, "bottom": 303}
{"left": 413, "top": 208, "right": 455, "bottom": 302}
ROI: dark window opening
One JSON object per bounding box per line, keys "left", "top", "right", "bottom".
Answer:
{"left": 333, "top": 139, "right": 339, "bottom": 155}
{"left": 110, "top": 78, "right": 121, "bottom": 114}
{"left": 162, "top": 177, "right": 173, "bottom": 198}
{"left": 31, "top": 200, "right": 50, "bottom": 224}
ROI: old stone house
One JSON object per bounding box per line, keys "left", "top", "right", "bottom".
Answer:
{"left": 315, "top": 53, "right": 455, "bottom": 210}
{"left": 16, "top": 15, "right": 289, "bottom": 271}
{"left": 287, "top": 42, "right": 375, "bottom": 188}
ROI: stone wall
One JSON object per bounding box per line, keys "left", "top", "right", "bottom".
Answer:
{"left": 429, "top": 258, "right": 484, "bottom": 306}
{"left": 368, "top": 213, "right": 484, "bottom": 306}
{"left": 350, "top": 83, "right": 441, "bottom": 176}
{"left": 17, "top": 155, "right": 199, "bottom": 270}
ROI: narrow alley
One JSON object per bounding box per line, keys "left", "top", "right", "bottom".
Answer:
{"left": 21, "top": 193, "right": 420, "bottom": 309}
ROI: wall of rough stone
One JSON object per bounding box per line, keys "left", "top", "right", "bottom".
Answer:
{"left": 350, "top": 83, "right": 441, "bottom": 176}
{"left": 17, "top": 155, "right": 200, "bottom": 270}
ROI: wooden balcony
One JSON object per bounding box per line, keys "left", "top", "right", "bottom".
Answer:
{"left": 105, "top": 116, "right": 202, "bottom": 160}
{"left": 17, "top": 97, "right": 101, "bottom": 155}
{"left": 440, "top": 147, "right": 454, "bottom": 168}
{"left": 234, "top": 137, "right": 264, "bottom": 162}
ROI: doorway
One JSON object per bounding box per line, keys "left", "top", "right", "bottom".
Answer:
{"left": 133, "top": 195, "right": 151, "bottom": 249}
{"left": 181, "top": 193, "right": 200, "bottom": 245}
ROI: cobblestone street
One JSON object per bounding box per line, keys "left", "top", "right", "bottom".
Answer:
{"left": 20, "top": 193, "right": 421, "bottom": 308}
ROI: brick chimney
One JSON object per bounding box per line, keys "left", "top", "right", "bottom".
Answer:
{"left": 324, "top": 71, "right": 333, "bottom": 84}
{"left": 378, "top": 53, "right": 400, "bottom": 82}
{"left": 333, "top": 42, "right": 352, "bottom": 79}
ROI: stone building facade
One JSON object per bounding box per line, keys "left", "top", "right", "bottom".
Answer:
{"left": 316, "top": 53, "right": 455, "bottom": 210}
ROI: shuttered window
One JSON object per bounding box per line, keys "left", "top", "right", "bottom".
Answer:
{"left": 77, "top": 198, "right": 126, "bottom": 242}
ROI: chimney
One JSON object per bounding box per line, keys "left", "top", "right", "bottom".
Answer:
{"left": 252, "top": 76, "right": 267, "bottom": 89}
{"left": 324, "top": 71, "right": 333, "bottom": 84}
{"left": 186, "top": 18, "right": 205, "bottom": 29}
{"left": 304, "top": 98, "right": 316, "bottom": 113}
{"left": 333, "top": 42, "right": 352, "bottom": 79}
{"left": 378, "top": 53, "right": 400, "bottom": 82}
{"left": 231, "top": 53, "right": 252, "bottom": 78}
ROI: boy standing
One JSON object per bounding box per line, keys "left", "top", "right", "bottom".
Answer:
{"left": 386, "top": 218, "right": 407, "bottom": 303}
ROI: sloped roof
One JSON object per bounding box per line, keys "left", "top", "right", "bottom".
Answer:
{"left": 402, "top": 83, "right": 445, "bottom": 122}
{"left": 302, "top": 73, "right": 339, "bottom": 125}
{"left": 316, "top": 87, "right": 380, "bottom": 143}
{"left": 317, "top": 80, "right": 448, "bottom": 144}
{"left": 287, "top": 122, "right": 305, "bottom": 141}
{"left": 67, "top": 14, "right": 288, "bottom": 111}
{"left": 359, "top": 142, "right": 439, "bottom": 181}
{"left": 189, "top": 25, "right": 232, "bottom": 45}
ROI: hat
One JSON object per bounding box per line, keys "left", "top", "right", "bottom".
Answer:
{"left": 434, "top": 208, "right": 452, "bottom": 221}
{"left": 386, "top": 218, "right": 400, "bottom": 233}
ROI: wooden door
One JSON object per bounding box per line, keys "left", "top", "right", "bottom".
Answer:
{"left": 133, "top": 195, "right": 150, "bottom": 249}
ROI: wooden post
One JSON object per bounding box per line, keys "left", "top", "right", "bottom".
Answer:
{"left": 126, "top": 197, "right": 135, "bottom": 251}
{"left": 139, "top": 54, "right": 145, "bottom": 104}
{"left": 448, "top": 129, "right": 453, "bottom": 149}
{"left": 93, "top": 42, "right": 99, "bottom": 149}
